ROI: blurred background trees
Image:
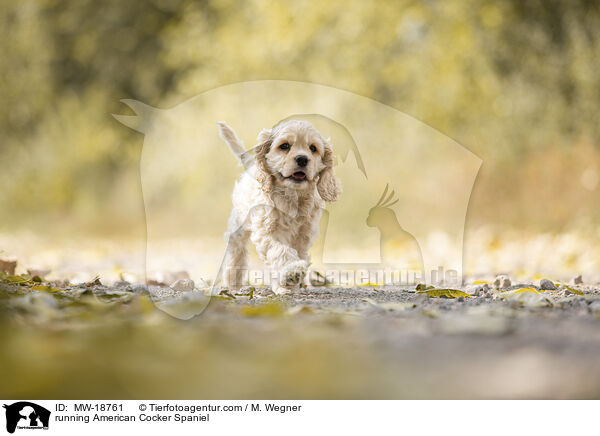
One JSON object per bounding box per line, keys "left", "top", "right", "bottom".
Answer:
{"left": 0, "top": 0, "right": 598, "bottom": 234}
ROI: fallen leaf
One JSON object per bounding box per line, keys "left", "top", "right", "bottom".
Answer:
{"left": 359, "top": 282, "right": 381, "bottom": 287}
{"left": 31, "top": 285, "right": 63, "bottom": 293}
{"left": 513, "top": 287, "right": 540, "bottom": 294}
{"left": 241, "top": 302, "right": 285, "bottom": 317}
{"left": 235, "top": 287, "right": 255, "bottom": 299}
{"left": 219, "top": 290, "right": 236, "bottom": 299}
{"left": 5, "top": 275, "right": 31, "bottom": 285}
{"left": 417, "top": 288, "right": 471, "bottom": 299}
{"left": 85, "top": 276, "right": 102, "bottom": 287}
{"left": 558, "top": 284, "right": 584, "bottom": 296}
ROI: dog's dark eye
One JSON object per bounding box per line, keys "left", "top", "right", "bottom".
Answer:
{"left": 310, "top": 145, "right": 317, "bottom": 153}
{"left": 279, "top": 143, "right": 290, "bottom": 150}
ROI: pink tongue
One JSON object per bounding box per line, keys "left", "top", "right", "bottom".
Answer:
{"left": 292, "top": 172, "right": 306, "bottom": 180}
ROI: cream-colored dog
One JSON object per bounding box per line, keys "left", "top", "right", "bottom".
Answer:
{"left": 217, "top": 120, "right": 341, "bottom": 294}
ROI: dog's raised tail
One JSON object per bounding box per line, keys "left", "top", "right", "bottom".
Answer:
{"left": 216, "top": 121, "right": 253, "bottom": 169}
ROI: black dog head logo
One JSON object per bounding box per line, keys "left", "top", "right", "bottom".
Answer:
{"left": 3, "top": 402, "right": 50, "bottom": 434}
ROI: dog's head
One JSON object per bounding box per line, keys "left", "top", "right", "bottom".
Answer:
{"left": 254, "top": 120, "right": 341, "bottom": 201}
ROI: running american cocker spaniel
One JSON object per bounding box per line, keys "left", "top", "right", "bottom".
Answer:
{"left": 217, "top": 120, "right": 341, "bottom": 294}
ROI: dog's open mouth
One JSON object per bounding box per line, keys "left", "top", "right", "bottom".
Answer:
{"left": 282, "top": 171, "right": 307, "bottom": 182}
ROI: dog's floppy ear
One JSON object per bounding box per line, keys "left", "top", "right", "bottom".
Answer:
{"left": 254, "top": 128, "right": 274, "bottom": 193}
{"left": 317, "top": 142, "right": 342, "bottom": 202}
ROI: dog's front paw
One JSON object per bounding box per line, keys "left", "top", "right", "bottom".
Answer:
{"left": 280, "top": 260, "right": 308, "bottom": 288}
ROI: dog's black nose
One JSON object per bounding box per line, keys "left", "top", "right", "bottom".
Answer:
{"left": 295, "top": 155, "right": 309, "bottom": 167}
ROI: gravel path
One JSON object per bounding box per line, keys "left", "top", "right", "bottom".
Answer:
{"left": 148, "top": 280, "right": 600, "bottom": 398}
{"left": 2, "top": 278, "right": 600, "bottom": 398}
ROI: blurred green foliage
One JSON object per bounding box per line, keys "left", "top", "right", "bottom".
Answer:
{"left": 0, "top": 0, "right": 599, "bottom": 232}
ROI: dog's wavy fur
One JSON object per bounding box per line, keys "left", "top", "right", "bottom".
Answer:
{"left": 217, "top": 120, "right": 341, "bottom": 294}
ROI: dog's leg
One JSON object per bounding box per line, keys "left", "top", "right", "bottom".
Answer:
{"left": 222, "top": 226, "right": 249, "bottom": 290}
{"left": 249, "top": 207, "right": 307, "bottom": 295}
{"left": 292, "top": 207, "right": 323, "bottom": 287}
{"left": 293, "top": 225, "right": 314, "bottom": 288}
{"left": 294, "top": 218, "right": 319, "bottom": 262}
{"left": 251, "top": 234, "right": 306, "bottom": 295}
